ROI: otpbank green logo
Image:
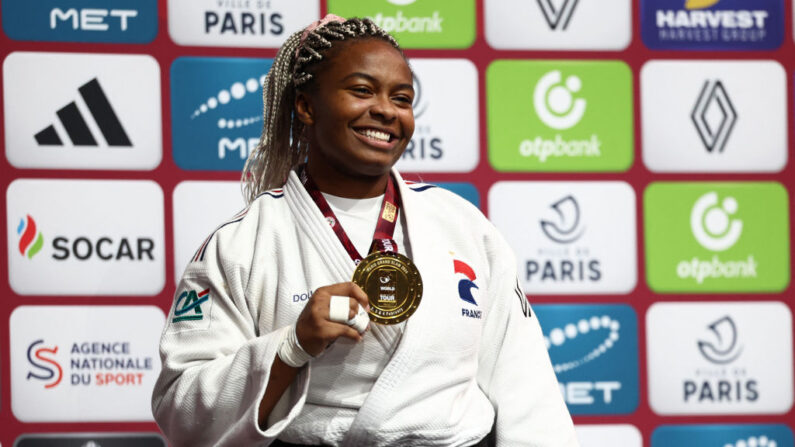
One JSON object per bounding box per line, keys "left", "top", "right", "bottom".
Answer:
{"left": 645, "top": 182, "right": 790, "bottom": 293}
{"left": 328, "top": 0, "right": 475, "bottom": 48}
{"left": 487, "top": 60, "right": 633, "bottom": 172}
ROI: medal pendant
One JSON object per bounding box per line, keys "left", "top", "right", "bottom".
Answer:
{"left": 352, "top": 251, "right": 423, "bottom": 325}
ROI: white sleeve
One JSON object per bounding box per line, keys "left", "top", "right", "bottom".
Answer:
{"left": 477, "top": 230, "right": 579, "bottom": 447}
{"left": 151, "top": 235, "right": 309, "bottom": 446}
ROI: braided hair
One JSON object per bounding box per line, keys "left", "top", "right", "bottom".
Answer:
{"left": 241, "top": 17, "right": 404, "bottom": 203}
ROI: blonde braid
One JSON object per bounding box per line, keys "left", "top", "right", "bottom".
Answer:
{"left": 241, "top": 17, "right": 404, "bottom": 203}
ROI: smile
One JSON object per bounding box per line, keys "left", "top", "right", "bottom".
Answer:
{"left": 354, "top": 127, "right": 394, "bottom": 143}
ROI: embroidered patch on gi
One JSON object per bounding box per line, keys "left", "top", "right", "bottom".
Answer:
{"left": 454, "top": 259, "right": 479, "bottom": 305}
{"left": 172, "top": 287, "right": 210, "bottom": 323}
{"left": 454, "top": 258, "right": 482, "bottom": 319}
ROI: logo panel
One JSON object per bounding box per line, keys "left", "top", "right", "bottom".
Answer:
{"left": 487, "top": 60, "right": 633, "bottom": 172}
{"left": 644, "top": 182, "right": 790, "bottom": 292}
{"left": 3, "top": 52, "right": 162, "bottom": 170}
{"left": 6, "top": 179, "right": 165, "bottom": 296}
{"left": 168, "top": 0, "right": 317, "bottom": 48}
{"left": 641, "top": 60, "right": 787, "bottom": 172}
{"left": 394, "top": 59, "right": 478, "bottom": 173}
{"left": 647, "top": 302, "right": 793, "bottom": 414}
{"left": 488, "top": 181, "right": 636, "bottom": 294}
{"left": 536, "top": 305, "right": 639, "bottom": 415}
{"left": 15, "top": 433, "right": 166, "bottom": 447}
{"left": 641, "top": 0, "right": 785, "bottom": 50}
{"left": 652, "top": 424, "right": 794, "bottom": 447}
{"left": 173, "top": 181, "right": 246, "bottom": 282}
{"left": 485, "top": 0, "right": 631, "bottom": 50}
{"left": 171, "top": 57, "right": 273, "bottom": 171}
{"left": 329, "top": 0, "right": 475, "bottom": 48}
{"left": 576, "top": 424, "right": 643, "bottom": 447}
{"left": 2, "top": 0, "right": 157, "bottom": 43}
{"left": 10, "top": 306, "right": 165, "bottom": 422}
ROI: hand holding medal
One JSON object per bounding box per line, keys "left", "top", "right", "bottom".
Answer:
{"left": 300, "top": 166, "right": 423, "bottom": 326}
{"left": 294, "top": 282, "right": 370, "bottom": 356}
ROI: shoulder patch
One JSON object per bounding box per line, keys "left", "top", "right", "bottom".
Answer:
{"left": 168, "top": 285, "right": 213, "bottom": 333}
{"left": 173, "top": 288, "right": 210, "bottom": 322}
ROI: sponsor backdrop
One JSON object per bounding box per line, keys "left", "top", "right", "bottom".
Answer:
{"left": 0, "top": 0, "right": 793, "bottom": 445}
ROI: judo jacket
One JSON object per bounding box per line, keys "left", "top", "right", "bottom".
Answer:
{"left": 152, "top": 169, "right": 578, "bottom": 446}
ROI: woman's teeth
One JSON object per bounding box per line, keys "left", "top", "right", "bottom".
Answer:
{"left": 359, "top": 129, "right": 390, "bottom": 142}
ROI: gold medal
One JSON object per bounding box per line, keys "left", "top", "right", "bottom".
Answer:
{"left": 352, "top": 251, "right": 423, "bottom": 325}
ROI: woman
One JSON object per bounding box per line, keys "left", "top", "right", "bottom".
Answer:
{"left": 153, "top": 15, "right": 577, "bottom": 447}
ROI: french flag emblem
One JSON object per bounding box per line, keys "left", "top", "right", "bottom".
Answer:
{"left": 454, "top": 259, "right": 478, "bottom": 306}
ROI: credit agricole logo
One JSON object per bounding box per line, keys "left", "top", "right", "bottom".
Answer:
{"left": 644, "top": 182, "right": 790, "bottom": 292}
{"left": 487, "top": 60, "right": 634, "bottom": 172}
{"left": 328, "top": 0, "right": 475, "bottom": 48}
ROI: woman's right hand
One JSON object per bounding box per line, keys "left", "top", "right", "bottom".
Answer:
{"left": 294, "top": 282, "right": 370, "bottom": 356}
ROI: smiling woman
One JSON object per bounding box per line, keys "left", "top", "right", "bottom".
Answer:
{"left": 152, "top": 15, "right": 577, "bottom": 447}
{"left": 296, "top": 38, "right": 415, "bottom": 197}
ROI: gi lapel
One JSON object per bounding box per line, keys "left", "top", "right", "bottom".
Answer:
{"left": 284, "top": 170, "right": 355, "bottom": 282}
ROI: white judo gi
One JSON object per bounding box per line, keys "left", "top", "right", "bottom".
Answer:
{"left": 152, "top": 169, "right": 578, "bottom": 447}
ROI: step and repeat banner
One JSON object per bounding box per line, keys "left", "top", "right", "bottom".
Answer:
{"left": 1, "top": 0, "right": 793, "bottom": 446}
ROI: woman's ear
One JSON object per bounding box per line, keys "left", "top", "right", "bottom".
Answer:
{"left": 295, "top": 91, "right": 314, "bottom": 126}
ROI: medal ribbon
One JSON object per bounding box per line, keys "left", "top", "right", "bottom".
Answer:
{"left": 298, "top": 165, "right": 401, "bottom": 264}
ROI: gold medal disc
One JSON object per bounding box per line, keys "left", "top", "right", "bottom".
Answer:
{"left": 352, "top": 251, "right": 423, "bottom": 325}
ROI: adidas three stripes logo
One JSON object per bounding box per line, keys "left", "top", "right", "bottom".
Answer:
{"left": 35, "top": 78, "right": 132, "bottom": 147}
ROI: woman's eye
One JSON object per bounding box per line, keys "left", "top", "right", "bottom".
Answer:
{"left": 394, "top": 95, "right": 413, "bottom": 104}
{"left": 352, "top": 87, "right": 371, "bottom": 95}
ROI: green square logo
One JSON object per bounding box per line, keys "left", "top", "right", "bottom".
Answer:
{"left": 328, "top": 0, "right": 475, "bottom": 49}
{"left": 487, "top": 60, "right": 634, "bottom": 172}
{"left": 644, "top": 182, "right": 791, "bottom": 293}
